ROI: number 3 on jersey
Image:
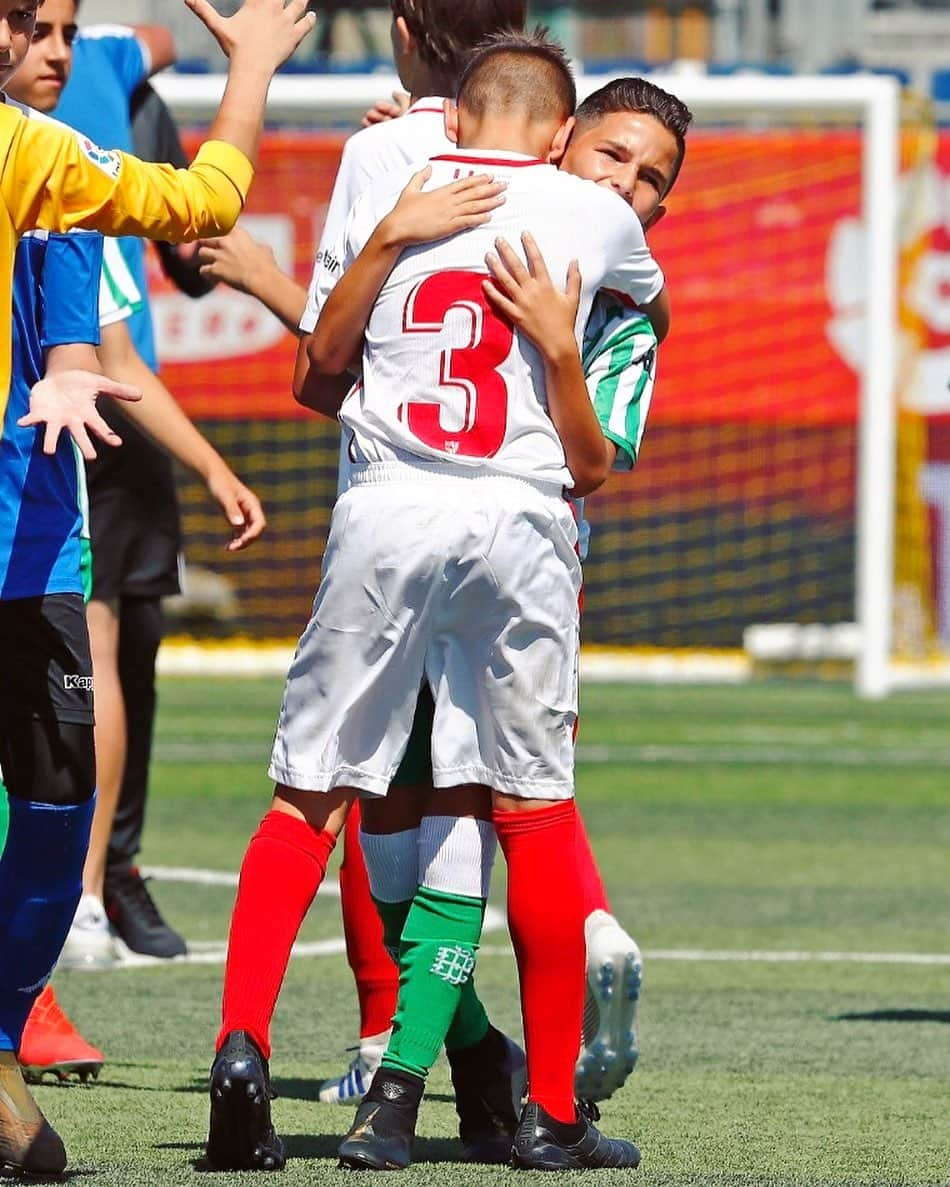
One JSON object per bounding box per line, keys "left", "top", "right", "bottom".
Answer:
{"left": 400, "top": 270, "right": 512, "bottom": 459}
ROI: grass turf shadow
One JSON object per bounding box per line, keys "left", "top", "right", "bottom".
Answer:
{"left": 188, "top": 1132, "right": 462, "bottom": 1169}
{"left": 834, "top": 1008, "right": 950, "bottom": 1024}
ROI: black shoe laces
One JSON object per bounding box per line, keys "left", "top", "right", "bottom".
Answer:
{"left": 576, "top": 1098, "right": 600, "bottom": 1124}
{"left": 113, "top": 870, "right": 166, "bottom": 929}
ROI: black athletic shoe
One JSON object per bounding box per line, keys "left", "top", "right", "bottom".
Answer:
{"left": 207, "top": 1031, "right": 286, "bottom": 1172}
{"left": 337, "top": 1067, "right": 423, "bottom": 1171}
{"left": 448, "top": 1026, "right": 526, "bottom": 1163}
{"left": 104, "top": 864, "right": 187, "bottom": 959}
{"left": 510, "top": 1100, "right": 641, "bottom": 1171}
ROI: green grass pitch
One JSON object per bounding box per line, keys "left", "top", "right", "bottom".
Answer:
{"left": 36, "top": 678, "right": 950, "bottom": 1186}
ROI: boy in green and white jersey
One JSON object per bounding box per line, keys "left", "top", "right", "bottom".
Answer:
{"left": 575, "top": 295, "right": 657, "bottom": 560}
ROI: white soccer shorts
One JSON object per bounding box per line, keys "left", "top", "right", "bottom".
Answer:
{"left": 268, "top": 466, "right": 581, "bottom": 800}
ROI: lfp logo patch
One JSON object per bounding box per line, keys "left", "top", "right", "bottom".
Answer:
{"left": 78, "top": 135, "right": 121, "bottom": 181}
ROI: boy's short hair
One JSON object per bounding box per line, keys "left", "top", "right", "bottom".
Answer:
{"left": 390, "top": 0, "right": 527, "bottom": 82}
{"left": 575, "top": 77, "right": 692, "bottom": 194}
{"left": 457, "top": 29, "right": 575, "bottom": 125}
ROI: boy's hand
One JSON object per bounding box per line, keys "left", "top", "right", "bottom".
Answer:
{"left": 184, "top": 0, "right": 316, "bottom": 68}
{"left": 199, "top": 226, "right": 277, "bottom": 294}
{"left": 483, "top": 231, "right": 581, "bottom": 354}
{"left": 206, "top": 461, "right": 267, "bottom": 551}
{"left": 362, "top": 90, "right": 411, "bottom": 127}
{"left": 20, "top": 372, "right": 142, "bottom": 461}
{"left": 381, "top": 167, "right": 506, "bottom": 247}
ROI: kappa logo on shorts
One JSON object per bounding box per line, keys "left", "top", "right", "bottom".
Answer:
{"left": 77, "top": 135, "right": 122, "bottom": 181}
{"left": 64, "top": 674, "right": 94, "bottom": 692}
{"left": 429, "top": 945, "right": 476, "bottom": 986}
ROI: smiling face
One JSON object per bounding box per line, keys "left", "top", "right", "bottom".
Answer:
{"left": 3, "top": 0, "right": 76, "bottom": 111}
{"left": 0, "top": 1, "right": 39, "bottom": 94}
{"left": 560, "top": 110, "right": 681, "bottom": 230}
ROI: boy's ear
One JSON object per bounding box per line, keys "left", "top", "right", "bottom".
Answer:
{"left": 642, "top": 204, "right": 667, "bottom": 233}
{"left": 394, "top": 15, "right": 414, "bottom": 57}
{"left": 547, "top": 116, "right": 576, "bottom": 165}
{"left": 443, "top": 99, "right": 459, "bottom": 145}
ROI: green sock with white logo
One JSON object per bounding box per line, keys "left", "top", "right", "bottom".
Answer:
{"left": 381, "top": 885, "right": 486, "bottom": 1081}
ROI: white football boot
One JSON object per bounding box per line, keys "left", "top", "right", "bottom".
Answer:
{"left": 318, "top": 1029, "right": 390, "bottom": 1105}
{"left": 574, "top": 910, "right": 643, "bottom": 1102}
{"left": 58, "top": 894, "right": 120, "bottom": 970}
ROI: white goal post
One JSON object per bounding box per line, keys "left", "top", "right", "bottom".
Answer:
{"left": 153, "top": 72, "right": 902, "bottom": 699}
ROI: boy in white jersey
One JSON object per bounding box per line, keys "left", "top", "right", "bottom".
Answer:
{"left": 300, "top": 47, "right": 678, "bottom": 1169}
{"left": 203, "top": 51, "right": 685, "bottom": 1154}
{"left": 221, "top": 32, "right": 663, "bottom": 1174}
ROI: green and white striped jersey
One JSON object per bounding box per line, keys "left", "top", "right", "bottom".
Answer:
{"left": 574, "top": 290, "right": 658, "bottom": 559}
{"left": 582, "top": 289, "right": 657, "bottom": 471}
{"left": 98, "top": 234, "right": 143, "bottom": 329}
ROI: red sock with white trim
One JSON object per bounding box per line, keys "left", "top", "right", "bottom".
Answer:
{"left": 218, "top": 809, "right": 336, "bottom": 1058}
{"left": 340, "top": 803, "right": 398, "bottom": 1039}
{"left": 494, "top": 800, "right": 585, "bottom": 1124}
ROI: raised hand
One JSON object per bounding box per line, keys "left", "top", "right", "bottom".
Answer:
{"left": 183, "top": 0, "right": 316, "bottom": 68}
{"left": 20, "top": 372, "right": 142, "bottom": 461}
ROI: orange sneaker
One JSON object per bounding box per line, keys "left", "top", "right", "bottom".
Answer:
{"left": 18, "top": 985, "right": 104, "bottom": 1084}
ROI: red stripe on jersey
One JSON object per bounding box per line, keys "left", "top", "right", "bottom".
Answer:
{"left": 430, "top": 153, "right": 547, "bottom": 167}
{"left": 409, "top": 107, "right": 444, "bottom": 115}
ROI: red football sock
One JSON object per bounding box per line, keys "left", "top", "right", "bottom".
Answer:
{"left": 576, "top": 810, "right": 611, "bottom": 915}
{"left": 218, "top": 809, "right": 336, "bottom": 1058}
{"left": 340, "top": 803, "right": 398, "bottom": 1039}
{"left": 494, "top": 800, "right": 585, "bottom": 1124}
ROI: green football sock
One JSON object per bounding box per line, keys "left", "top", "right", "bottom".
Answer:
{"left": 382, "top": 885, "right": 486, "bottom": 1080}
{"left": 0, "top": 782, "right": 8, "bottom": 856}
{"left": 373, "top": 893, "right": 490, "bottom": 1054}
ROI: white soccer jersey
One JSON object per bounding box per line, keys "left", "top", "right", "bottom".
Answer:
{"left": 328, "top": 150, "right": 663, "bottom": 488}
{"left": 300, "top": 97, "right": 452, "bottom": 334}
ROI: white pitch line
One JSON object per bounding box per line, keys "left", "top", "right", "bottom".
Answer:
{"left": 142, "top": 864, "right": 331, "bottom": 893}
{"left": 120, "top": 868, "right": 948, "bottom": 971}
{"left": 644, "top": 948, "right": 950, "bottom": 966}
{"left": 105, "top": 941, "right": 950, "bottom": 971}
{"left": 106, "top": 867, "right": 504, "bottom": 969}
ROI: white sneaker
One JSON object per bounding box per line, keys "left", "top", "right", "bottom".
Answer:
{"left": 58, "top": 894, "right": 120, "bottom": 971}
{"left": 574, "top": 910, "right": 643, "bottom": 1102}
{"left": 318, "top": 1029, "right": 390, "bottom": 1105}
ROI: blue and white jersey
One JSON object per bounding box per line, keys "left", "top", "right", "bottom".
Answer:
{"left": 54, "top": 25, "right": 156, "bottom": 370}
{"left": 0, "top": 100, "right": 103, "bottom": 600}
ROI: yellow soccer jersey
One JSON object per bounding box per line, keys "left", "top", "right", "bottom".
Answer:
{"left": 0, "top": 100, "right": 253, "bottom": 426}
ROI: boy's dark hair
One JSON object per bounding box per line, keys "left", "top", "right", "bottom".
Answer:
{"left": 390, "top": 0, "right": 527, "bottom": 83}
{"left": 576, "top": 77, "right": 692, "bottom": 194}
{"left": 457, "top": 28, "right": 575, "bottom": 125}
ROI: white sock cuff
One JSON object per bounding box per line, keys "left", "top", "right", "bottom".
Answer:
{"left": 419, "top": 815, "right": 496, "bottom": 900}
{"left": 359, "top": 826, "right": 419, "bottom": 904}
